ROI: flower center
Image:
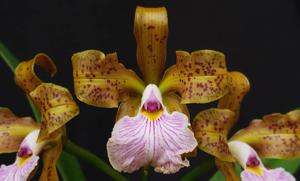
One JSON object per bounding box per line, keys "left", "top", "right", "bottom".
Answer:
{"left": 246, "top": 154, "right": 260, "bottom": 167}
{"left": 140, "top": 84, "right": 164, "bottom": 120}
{"left": 142, "top": 94, "right": 163, "bottom": 120}
{"left": 17, "top": 146, "right": 33, "bottom": 158}
{"left": 143, "top": 100, "right": 161, "bottom": 112}
{"left": 245, "top": 154, "right": 263, "bottom": 176}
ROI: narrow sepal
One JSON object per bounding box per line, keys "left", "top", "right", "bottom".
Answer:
{"left": 39, "top": 139, "right": 63, "bottom": 181}
{"left": 134, "top": 6, "right": 168, "bottom": 84}
{"left": 215, "top": 158, "right": 240, "bottom": 181}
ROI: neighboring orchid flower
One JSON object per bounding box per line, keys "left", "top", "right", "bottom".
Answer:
{"left": 192, "top": 72, "right": 299, "bottom": 180}
{"left": 228, "top": 141, "right": 295, "bottom": 181}
{"left": 0, "top": 129, "right": 46, "bottom": 181}
{"left": 0, "top": 108, "right": 40, "bottom": 181}
{"left": 0, "top": 53, "right": 79, "bottom": 181}
{"left": 71, "top": 7, "right": 229, "bottom": 174}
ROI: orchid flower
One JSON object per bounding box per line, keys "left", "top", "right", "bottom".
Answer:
{"left": 71, "top": 6, "right": 229, "bottom": 174}
{"left": 228, "top": 140, "right": 295, "bottom": 181}
{"left": 192, "top": 72, "right": 299, "bottom": 180}
{"left": 0, "top": 53, "right": 79, "bottom": 181}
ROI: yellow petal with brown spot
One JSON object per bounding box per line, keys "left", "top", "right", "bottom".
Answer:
{"left": 115, "top": 95, "right": 141, "bottom": 121}
{"left": 39, "top": 138, "right": 63, "bottom": 181}
{"left": 163, "top": 92, "right": 190, "bottom": 119}
{"left": 232, "top": 110, "right": 300, "bottom": 159}
{"left": 218, "top": 71, "right": 250, "bottom": 123}
{"left": 72, "top": 50, "right": 145, "bottom": 108}
{"left": 29, "top": 83, "right": 79, "bottom": 142}
{"left": 159, "top": 50, "right": 229, "bottom": 104}
{"left": 192, "top": 108, "right": 235, "bottom": 162}
{"left": 134, "top": 6, "right": 168, "bottom": 84}
{"left": 215, "top": 158, "right": 240, "bottom": 181}
{"left": 15, "top": 53, "right": 57, "bottom": 93}
{"left": 0, "top": 107, "right": 39, "bottom": 153}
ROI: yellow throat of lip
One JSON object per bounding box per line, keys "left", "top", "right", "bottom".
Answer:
{"left": 246, "top": 166, "right": 263, "bottom": 176}
{"left": 142, "top": 109, "right": 163, "bottom": 121}
{"left": 18, "top": 156, "right": 32, "bottom": 167}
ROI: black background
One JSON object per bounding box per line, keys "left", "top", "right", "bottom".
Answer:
{"left": 1, "top": 0, "right": 300, "bottom": 180}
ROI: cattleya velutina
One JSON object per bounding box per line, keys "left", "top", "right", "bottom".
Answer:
{"left": 0, "top": 53, "right": 79, "bottom": 180}
{"left": 192, "top": 71, "right": 299, "bottom": 180}
{"left": 71, "top": 6, "right": 230, "bottom": 174}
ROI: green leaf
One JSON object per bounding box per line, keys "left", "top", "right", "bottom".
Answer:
{"left": 57, "top": 151, "right": 86, "bottom": 181}
{"left": 0, "top": 42, "right": 19, "bottom": 73}
{"left": 209, "top": 170, "right": 226, "bottom": 181}
{"left": 263, "top": 158, "right": 300, "bottom": 174}
{"left": 180, "top": 157, "right": 215, "bottom": 181}
{"left": 64, "top": 140, "right": 128, "bottom": 181}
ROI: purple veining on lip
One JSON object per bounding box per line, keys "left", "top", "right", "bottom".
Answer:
{"left": 17, "top": 146, "right": 32, "bottom": 158}
{"left": 143, "top": 91, "right": 161, "bottom": 112}
{"left": 246, "top": 154, "right": 260, "bottom": 167}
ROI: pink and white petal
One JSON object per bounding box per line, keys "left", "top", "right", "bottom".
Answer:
{"left": 151, "top": 112, "right": 197, "bottom": 174}
{"left": 107, "top": 114, "right": 148, "bottom": 173}
{"left": 241, "top": 168, "right": 295, "bottom": 181}
{"left": 107, "top": 111, "right": 197, "bottom": 174}
{"left": 0, "top": 155, "right": 39, "bottom": 181}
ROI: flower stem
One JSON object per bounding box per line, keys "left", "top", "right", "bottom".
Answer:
{"left": 64, "top": 140, "right": 128, "bottom": 181}
{"left": 141, "top": 166, "right": 148, "bottom": 181}
{"left": 180, "top": 157, "right": 215, "bottom": 181}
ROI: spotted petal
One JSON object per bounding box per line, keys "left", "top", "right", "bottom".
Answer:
{"left": 162, "top": 92, "right": 190, "bottom": 119}
{"left": 15, "top": 53, "right": 57, "bottom": 93}
{"left": 39, "top": 140, "right": 63, "bottom": 181}
{"left": 0, "top": 107, "right": 38, "bottom": 153}
{"left": 29, "top": 83, "right": 79, "bottom": 142}
{"left": 218, "top": 71, "right": 250, "bottom": 122}
{"left": 134, "top": 6, "right": 168, "bottom": 84}
{"left": 159, "top": 50, "right": 229, "bottom": 104}
{"left": 116, "top": 95, "right": 141, "bottom": 121}
{"left": 231, "top": 110, "right": 300, "bottom": 159}
{"left": 72, "top": 50, "right": 145, "bottom": 108}
{"left": 215, "top": 158, "right": 240, "bottom": 181}
{"left": 192, "top": 108, "right": 235, "bottom": 162}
